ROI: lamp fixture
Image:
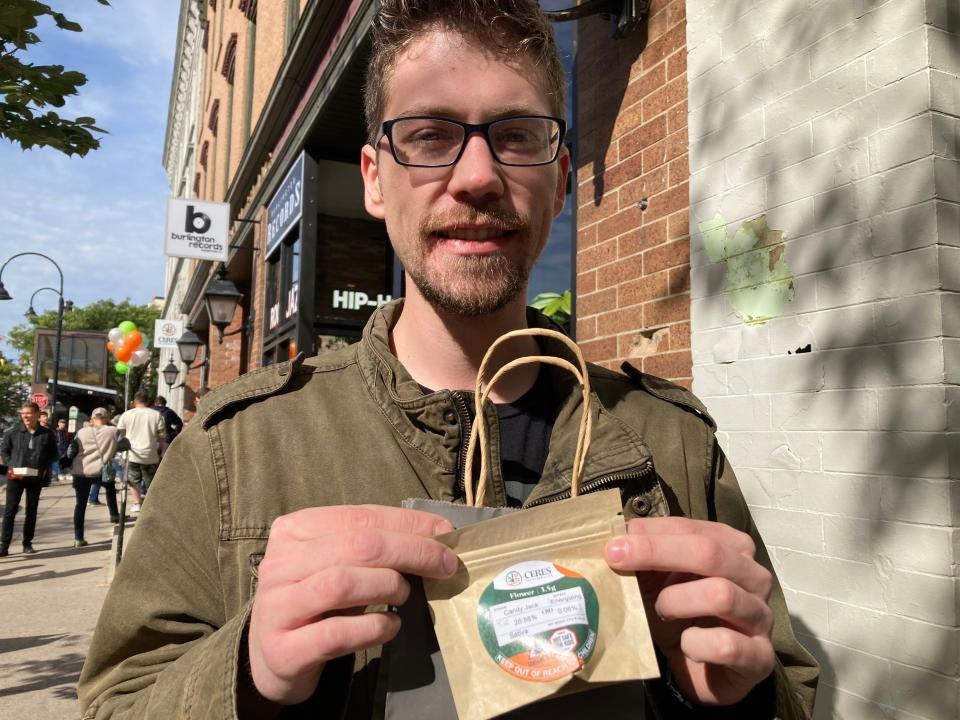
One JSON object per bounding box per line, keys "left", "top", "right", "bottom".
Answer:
{"left": 543, "top": 0, "right": 649, "bottom": 39}
{"left": 176, "top": 327, "right": 205, "bottom": 365}
{"left": 162, "top": 361, "right": 180, "bottom": 387}
{"left": 204, "top": 265, "right": 244, "bottom": 342}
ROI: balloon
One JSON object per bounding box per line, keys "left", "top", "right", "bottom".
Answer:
{"left": 115, "top": 361, "right": 128, "bottom": 375}
{"left": 140, "top": 333, "right": 150, "bottom": 349}
{"left": 118, "top": 320, "right": 136, "bottom": 333}
{"left": 114, "top": 344, "right": 133, "bottom": 362}
{"left": 124, "top": 330, "right": 143, "bottom": 349}
{"left": 108, "top": 328, "right": 123, "bottom": 344}
{"left": 107, "top": 341, "right": 114, "bottom": 351}
{"left": 129, "top": 349, "right": 151, "bottom": 367}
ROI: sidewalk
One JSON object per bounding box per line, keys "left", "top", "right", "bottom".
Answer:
{"left": 0, "top": 478, "right": 127, "bottom": 719}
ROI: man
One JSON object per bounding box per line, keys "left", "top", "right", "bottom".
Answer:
{"left": 152, "top": 395, "right": 183, "bottom": 450}
{"left": 0, "top": 402, "right": 58, "bottom": 555}
{"left": 79, "top": 2, "right": 818, "bottom": 718}
{"left": 115, "top": 391, "right": 165, "bottom": 512}
{"left": 54, "top": 417, "right": 70, "bottom": 481}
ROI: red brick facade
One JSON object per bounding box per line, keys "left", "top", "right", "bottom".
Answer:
{"left": 575, "top": 0, "right": 691, "bottom": 387}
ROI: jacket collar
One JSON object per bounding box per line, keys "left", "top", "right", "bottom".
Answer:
{"left": 356, "top": 300, "right": 653, "bottom": 506}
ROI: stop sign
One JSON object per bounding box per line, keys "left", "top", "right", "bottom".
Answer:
{"left": 31, "top": 393, "right": 49, "bottom": 409}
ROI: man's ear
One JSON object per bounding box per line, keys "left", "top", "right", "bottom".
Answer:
{"left": 553, "top": 146, "right": 571, "bottom": 217}
{"left": 361, "top": 144, "right": 385, "bottom": 219}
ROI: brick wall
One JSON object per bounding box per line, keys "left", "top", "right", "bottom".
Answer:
{"left": 575, "top": 0, "right": 692, "bottom": 385}
{"left": 686, "top": 1, "right": 959, "bottom": 717}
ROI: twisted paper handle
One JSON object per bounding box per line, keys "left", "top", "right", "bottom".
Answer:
{"left": 463, "top": 328, "right": 593, "bottom": 507}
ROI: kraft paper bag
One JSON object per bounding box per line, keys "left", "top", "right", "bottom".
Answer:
{"left": 423, "top": 488, "right": 658, "bottom": 720}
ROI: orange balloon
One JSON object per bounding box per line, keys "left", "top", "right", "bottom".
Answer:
{"left": 114, "top": 344, "right": 134, "bottom": 362}
{"left": 107, "top": 341, "right": 114, "bottom": 351}
{"left": 124, "top": 330, "right": 142, "bottom": 349}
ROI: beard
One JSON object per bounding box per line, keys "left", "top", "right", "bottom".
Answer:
{"left": 402, "top": 206, "right": 537, "bottom": 317}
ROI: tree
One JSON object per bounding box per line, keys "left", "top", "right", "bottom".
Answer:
{"left": 0, "top": 352, "right": 29, "bottom": 431}
{"left": 7, "top": 298, "right": 161, "bottom": 403}
{"left": 0, "top": 0, "right": 110, "bottom": 156}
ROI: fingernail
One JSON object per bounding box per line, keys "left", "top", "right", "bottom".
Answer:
{"left": 443, "top": 550, "right": 459, "bottom": 576}
{"left": 606, "top": 539, "right": 627, "bottom": 564}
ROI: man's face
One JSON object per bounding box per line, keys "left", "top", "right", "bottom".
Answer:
{"left": 361, "top": 29, "right": 569, "bottom": 316}
{"left": 20, "top": 408, "right": 37, "bottom": 428}
{"left": 38, "top": 413, "right": 48, "bottom": 427}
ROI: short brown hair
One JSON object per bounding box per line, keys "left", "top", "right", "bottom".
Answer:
{"left": 364, "top": 0, "right": 566, "bottom": 144}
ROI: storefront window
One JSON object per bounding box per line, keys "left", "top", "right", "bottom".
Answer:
{"left": 313, "top": 214, "right": 392, "bottom": 336}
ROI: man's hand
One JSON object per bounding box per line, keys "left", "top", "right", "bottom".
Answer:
{"left": 248, "top": 505, "right": 457, "bottom": 705}
{"left": 604, "top": 517, "right": 775, "bottom": 707}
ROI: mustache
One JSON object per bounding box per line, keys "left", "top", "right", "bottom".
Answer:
{"left": 419, "top": 206, "right": 528, "bottom": 236}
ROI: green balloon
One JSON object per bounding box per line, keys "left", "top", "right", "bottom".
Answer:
{"left": 115, "top": 361, "right": 129, "bottom": 375}
{"left": 118, "top": 320, "right": 137, "bottom": 333}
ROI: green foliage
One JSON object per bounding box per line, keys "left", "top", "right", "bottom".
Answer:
{"left": 7, "top": 298, "right": 161, "bottom": 401}
{"left": 531, "top": 290, "right": 572, "bottom": 333}
{"left": 0, "top": 353, "right": 29, "bottom": 428}
{"left": 0, "top": 0, "right": 110, "bottom": 156}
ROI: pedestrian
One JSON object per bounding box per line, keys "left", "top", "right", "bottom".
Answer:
{"left": 0, "top": 402, "right": 58, "bottom": 555}
{"left": 151, "top": 395, "right": 183, "bottom": 452}
{"left": 115, "top": 391, "right": 165, "bottom": 512}
{"left": 54, "top": 417, "right": 70, "bottom": 481}
{"left": 79, "top": 2, "right": 818, "bottom": 717}
{"left": 66, "top": 408, "right": 124, "bottom": 546}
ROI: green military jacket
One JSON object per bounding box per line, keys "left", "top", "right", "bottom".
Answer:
{"left": 78, "top": 301, "right": 818, "bottom": 719}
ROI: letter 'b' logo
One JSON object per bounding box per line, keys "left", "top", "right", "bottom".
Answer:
{"left": 185, "top": 205, "right": 211, "bottom": 234}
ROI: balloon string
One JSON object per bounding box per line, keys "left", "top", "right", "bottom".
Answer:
{"left": 463, "top": 329, "right": 592, "bottom": 508}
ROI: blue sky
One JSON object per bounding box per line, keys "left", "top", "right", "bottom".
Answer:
{"left": 0, "top": 1, "right": 180, "bottom": 359}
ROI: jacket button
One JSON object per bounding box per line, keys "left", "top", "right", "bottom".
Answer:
{"left": 443, "top": 410, "right": 457, "bottom": 424}
{"left": 630, "top": 495, "right": 652, "bottom": 517}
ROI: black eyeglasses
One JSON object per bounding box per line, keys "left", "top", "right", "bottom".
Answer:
{"left": 378, "top": 115, "right": 566, "bottom": 168}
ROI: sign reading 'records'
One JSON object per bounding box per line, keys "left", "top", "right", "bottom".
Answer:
{"left": 164, "top": 198, "right": 230, "bottom": 262}
{"left": 266, "top": 152, "right": 305, "bottom": 257}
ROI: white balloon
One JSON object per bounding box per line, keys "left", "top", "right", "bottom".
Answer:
{"left": 108, "top": 328, "right": 123, "bottom": 344}
{"left": 129, "top": 349, "right": 151, "bottom": 367}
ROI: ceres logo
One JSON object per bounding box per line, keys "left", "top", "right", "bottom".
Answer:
{"left": 505, "top": 571, "right": 523, "bottom": 587}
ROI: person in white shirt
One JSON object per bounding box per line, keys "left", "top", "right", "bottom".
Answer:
{"left": 116, "top": 391, "right": 165, "bottom": 512}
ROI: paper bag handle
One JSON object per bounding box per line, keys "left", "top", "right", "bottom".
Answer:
{"left": 464, "top": 328, "right": 593, "bottom": 507}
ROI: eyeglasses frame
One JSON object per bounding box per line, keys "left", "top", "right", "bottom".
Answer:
{"left": 377, "top": 115, "right": 567, "bottom": 168}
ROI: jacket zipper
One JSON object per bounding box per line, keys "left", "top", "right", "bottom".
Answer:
{"left": 524, "top": 460, "right": 654, "bottom": 508}
{"left": 452, "top": 391, "right": 474, "bottom": 497}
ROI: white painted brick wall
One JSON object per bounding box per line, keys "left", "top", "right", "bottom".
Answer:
{"left": 687, "top": 0, "right": 960, "bottom": 717}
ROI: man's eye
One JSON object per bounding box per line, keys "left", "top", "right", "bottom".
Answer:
{"left": 493, "top": 127, "right": 541, "bottom": 147}
{"left": 407, "top": 128, "right": 457, "bottom": 144}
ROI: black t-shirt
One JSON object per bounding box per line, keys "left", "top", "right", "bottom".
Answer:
{"left": 495, "top": 367, "right": 554, "bottom": 507}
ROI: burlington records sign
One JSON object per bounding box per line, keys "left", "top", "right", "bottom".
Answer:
{"left": 164, "top": 198, "right": 230, "bottom": 262}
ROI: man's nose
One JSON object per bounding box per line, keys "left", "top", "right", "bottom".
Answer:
{"left": 446, "top": 133, "right": 504, "bottom": 202}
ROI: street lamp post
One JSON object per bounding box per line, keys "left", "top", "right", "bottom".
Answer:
{"left": 0, "top": 253, "right": 66, "bottom": 420}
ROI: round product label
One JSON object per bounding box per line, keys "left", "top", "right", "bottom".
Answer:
{"left": 476, "top": 560, "right": 599, "bottom": 682}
